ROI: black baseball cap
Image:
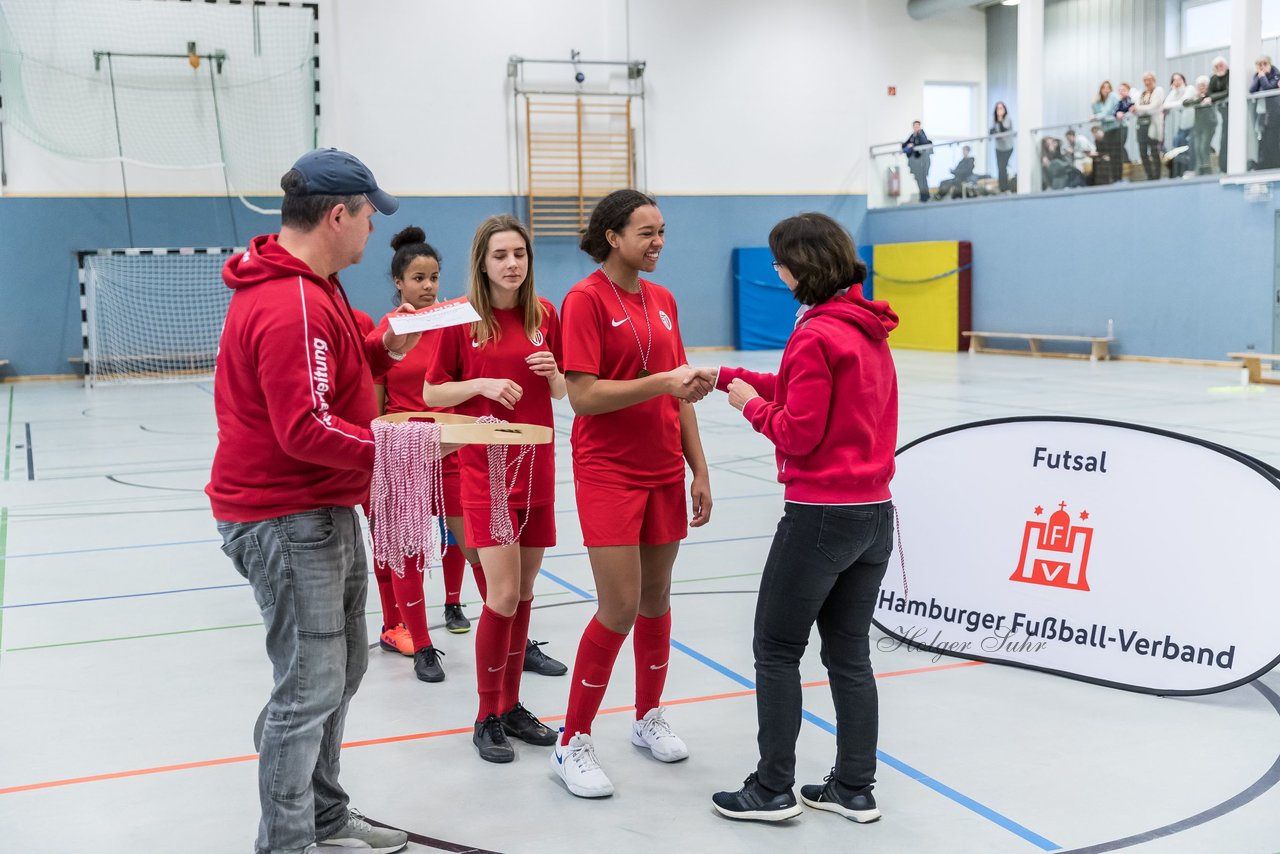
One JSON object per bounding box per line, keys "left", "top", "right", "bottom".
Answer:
{"left": 289, "top": 148, "right": 399, "bottom": 215}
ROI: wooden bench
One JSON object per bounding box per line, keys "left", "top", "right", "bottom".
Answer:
{"left": 963, "top": 331, "right": 1114, "bottom": 362}
{"left": 1227, "top": 352, "right": 1280, "bottom": 385}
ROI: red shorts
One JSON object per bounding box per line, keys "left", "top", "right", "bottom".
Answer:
{"left": 463, "top": 502, "right": 557, "bottom": 549}
{"left": 442, "top": 468, "right": 462, "bottom": 518}
{"left": 575, "top": 479, "right": 688, "bottom": 547}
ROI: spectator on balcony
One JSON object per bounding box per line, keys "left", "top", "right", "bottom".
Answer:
{"left": 1208, "top": 56, "right": 1230, "bottom": 172}
{"left": 1063, "top": 128, "right": 1094, "bottom": 172}
{"left": 990, "top": 102, "right": 1014, "bottom": 192}
{"left": 936, "top": 145, "right": 975, "bottom": 199}
{"left": 1091, "top": 81, "right": 1123, "bottom": 184}
{"left": 1134, "top": 73, "right": 1165, "bottom": 181}
{"left": 1040, "top": 137, "right": 1071, "bottom": 191}
{"left": 1163, "top": 72, "right": 1193, "bottom": 177}
{"left": 1186, "top": 75, "right": 1220, "bottom": 176}
{"left": 902, "top": 121, "right": 932, "bottom": 203}
{"left": 1250, "top": 56, "right": 1280, "bottom": 170}
{"left": 1115, "top": 82, "right": 1136, "bottom": 163}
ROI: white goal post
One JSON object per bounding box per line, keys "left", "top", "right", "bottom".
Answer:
{"left": 77, "top": 246, "right": 243, "bottom": 387}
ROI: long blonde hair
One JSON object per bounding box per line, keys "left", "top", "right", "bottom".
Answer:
{"left": 467, "top": 215, "right": 545, "bottom": 345}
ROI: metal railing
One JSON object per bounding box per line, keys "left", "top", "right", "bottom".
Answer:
{"left": 868, "top": 131, "right": 1015, "bottom": 208}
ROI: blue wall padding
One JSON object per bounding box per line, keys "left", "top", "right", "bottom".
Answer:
{"left": 0, "top": 194, "right": 867, "bottom": 376}
{"left": 733, "top": 247, "right": 796, "bottom": 350}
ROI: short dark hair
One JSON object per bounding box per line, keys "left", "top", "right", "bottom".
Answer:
{"left": 580, "top": 189, "right": 659, "bottom": 263}
{"left": 768, "top": 213, "right": 866, "bottom": 307}
{"left": 279, "top": 168, "right": 367, "bottom": 231}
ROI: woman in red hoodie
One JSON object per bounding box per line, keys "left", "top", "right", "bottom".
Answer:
{"left": 710, "top": 212, "right": 899, "bottom": 825}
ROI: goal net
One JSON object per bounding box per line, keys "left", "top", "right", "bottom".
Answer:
{"left": 0, "top": 0, "right": 317, "bottom": 208}
{"left": 79, "top": 247, "right": 240, "bottom": 386}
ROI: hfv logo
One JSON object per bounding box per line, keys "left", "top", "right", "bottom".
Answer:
{"left": 1010, "top": 500, "right": 1094, "bottom": 591}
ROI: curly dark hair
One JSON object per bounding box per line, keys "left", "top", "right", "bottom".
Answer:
{"left": 579, "top": 189, "right": 659, "bottom": 263}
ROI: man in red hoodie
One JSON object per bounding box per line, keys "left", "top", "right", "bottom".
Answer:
{"left": 208, "top": 149, "right": 414, "bottom": 854}
{"left": 710, "top": 213, "right": 898, "bottom": 826}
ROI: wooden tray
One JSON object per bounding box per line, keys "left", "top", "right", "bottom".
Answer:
{"left": 376, "top": 411, "right": 552, "bottom": 445}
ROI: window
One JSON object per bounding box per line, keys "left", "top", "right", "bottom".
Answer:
{"left": 923, "top": 82, "right": 976, "bottom": 139}
{"left": 923, "top": 82, "right": 978, "bottom": 188}
{"left": 1182, "top": 0, "right": 1280, "bottom": 54}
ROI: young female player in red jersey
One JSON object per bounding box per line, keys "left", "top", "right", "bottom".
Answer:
{"left": 423, "top": 215, "right": 563, "bottom": 763}
{"left": 368, "top": 226, "right": 477, "bottom": 682}
{"left": 550, "top": 189, "right": 715, "bottom": 798}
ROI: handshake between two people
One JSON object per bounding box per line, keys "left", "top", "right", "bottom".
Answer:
{"left": 668, "top": 365, "right": 760, "bottom": 412}
{"left": 667, "top": 364, "right": 717, "bottom": 403}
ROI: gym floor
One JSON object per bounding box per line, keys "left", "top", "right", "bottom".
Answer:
{"left": 1, "top": 349, "right": 1278, "bottom": 854}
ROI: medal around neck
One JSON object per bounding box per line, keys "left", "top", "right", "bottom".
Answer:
{"left": 602, "top": 268, "right": 654, "bottom": 379}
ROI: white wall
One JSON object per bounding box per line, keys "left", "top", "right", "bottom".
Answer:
{"left": 864, "top": 0, "right": 989, "bottom": 146}
{"left": 0, "top": 0, "right": 987, "bottom": 198}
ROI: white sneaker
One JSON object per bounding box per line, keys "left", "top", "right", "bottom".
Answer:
{"left": 631, "top": 706, "right": 689, "bottom": 762}
{"left": 550, "top": 730, "right": 615, "bottom": 798}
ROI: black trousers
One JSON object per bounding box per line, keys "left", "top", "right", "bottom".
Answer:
{"left": 996, "top": 148, "right": 1013, "bottom": 191}
{"left": 1101, "top": 129, "right": 1124, "bottom": 182}
{"left": 1219, "top": 106, "right": 1230, "bottom": 172}
{"left": 1260, "top": 117, "right": 1280, "bottom": 170}
{"left": 753, "top": 501, "right": 893, "bottom": 792}
{"left": 1137, "top": 123, "right": 1161, "bottom": 180}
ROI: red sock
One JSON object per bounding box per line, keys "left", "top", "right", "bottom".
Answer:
{"left": 475, "top": 604, "right": 514, "bottom": 721}
{"left": 442, "top": 545, "right": 465, "bottom": 605}
{"left": 472, "top": 563, "right": 488, "bottom": 601}
{"left": 561, "top": 617, "right": 628, "bottom": 745}
{"left": 390, "top": 553, "right": 431, "bottom": 650}
{"left": 372, "top": 560, "right": 401, "bottom": 629}
{"left": 633, "top": 610, "right": 672, "bottom": 719}
{"left": 500, "top": 598, "right": 533, "bottom": 713}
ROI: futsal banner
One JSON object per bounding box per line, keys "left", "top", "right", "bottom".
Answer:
{"left": 875, "top": 417, "right": 1280, "bottom": 695}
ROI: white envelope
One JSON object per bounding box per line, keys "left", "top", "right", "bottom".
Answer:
{"left": 387, "top": 297, "right": 482, "bottom": 334}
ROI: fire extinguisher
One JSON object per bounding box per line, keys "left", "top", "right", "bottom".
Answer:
{"left": 887, "top": 166, "right": 901, "bottom": 197}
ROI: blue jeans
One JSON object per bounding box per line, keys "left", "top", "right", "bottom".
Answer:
{"left": 753, "top": 501, "right": 893, "bottom": 792}
{"left": 217, "top": 507, "right": 370, "bottom": 854}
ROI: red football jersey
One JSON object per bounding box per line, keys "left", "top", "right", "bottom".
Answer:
{"left": 425, "top": 298, "right": 561, "bottom": 508}
{"left": 560, "top": 270, "right": 688, "bottom": 488}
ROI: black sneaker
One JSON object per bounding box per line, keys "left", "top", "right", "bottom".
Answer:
{"left": 800, "top": 770, "right": 881, "bottom": 823}
{"left": 413, "top": 646, "right": 445, "bottom": 683}
{"left": 473, "top": 713, "right": 515, "bottom": 763}
{"left": 499, "top": 701, "right": 558, "bottom": 746}
{"left": 443, "top": 603, "right": 471, "bottom": 634}
{"left": 712, "top": 772, "right": 802, "bottom": 822}
{"left": 523, "top": 639, "right": 567, "bottom": 676}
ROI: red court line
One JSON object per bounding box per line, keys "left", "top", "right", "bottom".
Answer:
{"left": 0, "top": 659, "right": 983, "bottom": 796}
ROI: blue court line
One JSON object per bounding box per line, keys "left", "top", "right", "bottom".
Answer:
{"left": 2, "top": 538, "right": 220, "bottom": 561}
{"left": 2, "top": 531, "right": 774, "bottom": 566}
{"left": 2, "top": 580, "right": 252, "bottom": 609}
{"left": 0, "top": 494, "right": 783, "bottom": 562}
{"left": 534, "top": 568, "right": 596, "bottom": 601}
{"left": 0, "top": 530, "right": 775, "bottom": 611}
{"left": 543, "top": 572, "right": 1062, "bottom": 851}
